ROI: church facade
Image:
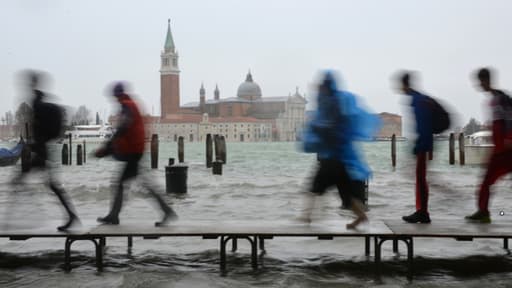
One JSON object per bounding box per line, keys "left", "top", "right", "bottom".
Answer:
{"left": 139, "top": 21, "right": 402, "bottom": 142}
{"left": 152, "top": 20, "right": 307, "bottom": 142}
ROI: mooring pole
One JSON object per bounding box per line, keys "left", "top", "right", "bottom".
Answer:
{"left": 206, "top": 133, "right": 213, "bottom": 168}
{"left": 459, "top": 133, "right": 465, "bottom": 166}
{"left": 391, "top": 134, "right": 396, "bottom": 169}
{"left": 449, "top": 133, "right": 455, "bottom": 165}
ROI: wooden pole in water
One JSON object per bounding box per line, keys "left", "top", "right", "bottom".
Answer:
{"left": 68, "top": 134, "right": 72, "bottom": 165}
{"left": 459, "top": 132, "right": 465, "bottom": 166}
{"left": 206, "top": 133, "right": 213, "bottom": 168}
{"left": 76, "top": 144, "right": 83, "bottom": 165}
{"left": 212, "top": 160, "right": 223, "bottom": 175}
{"left": 62, "top": 144, "right": 68, "bottom": 165}
{"left": 220, "top": 135, "right": 227, "bottom": 164}
{"left": 214, "top": 134, "right": 220, "bottom": 162}
{"left": 391, "top": 134, "right": 396, "bottom": 168}
{"left": 449, "top": 133, "right": 455, "bottom": 165}
{"left": 178, "top": 136, "right": 184, "bottom": 163}
{"left": 83, "top": 140, "right": 86, "bottom": 164}
{"left": 151, "top": 134, "right": 159, "bottom": 169}
{"left": 21, "top": 142, "right": 31, "bottom": 172}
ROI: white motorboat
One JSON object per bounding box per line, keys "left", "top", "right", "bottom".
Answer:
{"left": 464, "top": 130, "right": 493, "bottom": 165}
{"left": 63, "top": 124, "right": 113, "bottom": 143}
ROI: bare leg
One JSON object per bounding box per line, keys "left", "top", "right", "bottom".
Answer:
{"left": 346, "top": 198, "right": 368, "bottom": 229}
{"left": 48, "top": 170, "right": 80, "bottom": 231}
{"left": 297, "top": 192, "right": 316, "bottom": 223}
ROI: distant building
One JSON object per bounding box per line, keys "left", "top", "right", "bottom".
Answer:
{"left": 377, "top": 112, "right": 402, "bottom": 138}
{"left": 149, "top": 20, "right": 307, "bottom": 142}
{"left": 0, "top": 125, "right": 16, "bottom": 140}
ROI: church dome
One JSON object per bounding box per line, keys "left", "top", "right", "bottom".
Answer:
{"left": 237, "top": 71, "right": 262, "bottom": 100}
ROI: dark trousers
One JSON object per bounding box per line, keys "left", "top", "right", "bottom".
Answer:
{"left": 415, "top": 152, "right": 429, "bottom": 213}
{"left": 478, "top": 148, "right": 512, "bottom": 214}
{"left": 311, "top": 159, "right": 365, "bottom": 206}
{"left": 108, "top": 154, "right": 171, "bottom": 218}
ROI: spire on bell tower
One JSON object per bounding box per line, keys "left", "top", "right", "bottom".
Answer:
{"left": 214, "top": 84, "right": 220, "bottom": 100}
{"left": 200, "top": 82, "right": 205, "bottom": 96}
{"left": 199, "top": 82, "right": 206, "bottom": 112}
{"left": 164, "top": 19, "right": 175, "bottom": 53}
{"left": 160, "top": 19, "right": 181, "bottom": 118}
{"left": 160, "top": 19, "right": 179, "bottom": 74}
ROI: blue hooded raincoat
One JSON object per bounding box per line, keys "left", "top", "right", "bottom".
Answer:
{"left": 303, "top": 71, "right": 381, "bottom": 181}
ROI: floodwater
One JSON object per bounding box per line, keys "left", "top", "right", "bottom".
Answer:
{"left": 1, "top": 140, "right": 512, "bottom": 287}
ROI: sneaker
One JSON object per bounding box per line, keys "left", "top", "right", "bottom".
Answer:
{"left": 97, "top": 216, "right": 120, "bottom": 225}
{"left": 402, "top": 211, "right": 431, "bottom": 223}
{"left": 465, "top": 210, "right": 491, "bottom": 223}
{"left": 155, "top": 210, "right": 178, "bottom": 227}
{"left": 57, "top": 215, "right": 81, "bottom": 232}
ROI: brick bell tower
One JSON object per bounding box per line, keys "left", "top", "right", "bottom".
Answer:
{"left": 160, "top": 19, "right": 180, "bottom": 118}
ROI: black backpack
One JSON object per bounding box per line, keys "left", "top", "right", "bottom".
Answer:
{"left": 38, "top": 102, "right": 64, "bottom": 140}
{"left": 425, "top": 96, "right": 450, "bottom": 134}
{"left": 495, "top": 90, "right": 512, "bottom": 132}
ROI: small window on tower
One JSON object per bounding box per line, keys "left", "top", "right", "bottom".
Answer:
{"left": 173, "top": 58, "right": 177, "bottom": 66}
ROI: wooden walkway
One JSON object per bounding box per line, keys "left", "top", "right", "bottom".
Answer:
{"left": 1, "top": 219, "right": 511, "bottom": 274}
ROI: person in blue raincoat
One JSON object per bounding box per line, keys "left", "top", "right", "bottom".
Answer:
{"left": 301, "top": 71, "right": 380, "bottom": 229}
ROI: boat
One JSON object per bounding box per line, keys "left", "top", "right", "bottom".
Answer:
{"left": 464, "top": 130, "right": 493, "bottom": 165}
{"left": 63, "top": 124, "right": 113, "bottom": 143}
{"left": 0, "top": 138, "right": 24, "bottom": 166}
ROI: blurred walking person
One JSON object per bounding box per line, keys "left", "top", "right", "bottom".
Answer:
{"left": 397, "top": 72, "right": 433, "bottom": 223}
{"left": 301, "top": 71, "right": 380, "bottom": 229}
{"left": 11, "top": 71, "right": 80, "bottom": 231}
{"left": 466, "top": 68, "right": 512, "bottom": 223}
{"left": 95, "top": 82, "right": 177, "bottom": 226}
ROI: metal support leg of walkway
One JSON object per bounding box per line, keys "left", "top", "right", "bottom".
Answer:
{"left": 64, "top": 236, "right": 105, "bottom": 272}
{"left": 219, "top": 235, "right": 258, "bottom": 272}
{"left": 374, "top": 236, "right": 414, "bottom": 275}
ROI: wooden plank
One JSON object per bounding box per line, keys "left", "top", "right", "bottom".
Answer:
{"left": 0, "top": 220, "right": 89, "bottom": 237}
{"left": 0, "top": 220, "right": 392, "bottom": 238}
{"left": 384, "top": 219, "right": 512, "bottom": 238}
{"left": 87, "top": 220, "right": 393, "bottom": 237}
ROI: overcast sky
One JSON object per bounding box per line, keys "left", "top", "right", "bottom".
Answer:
{"left": 1, "top": 0, "right": 511, "bottom": 127}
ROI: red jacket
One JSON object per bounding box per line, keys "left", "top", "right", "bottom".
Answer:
{"left": 112, "top": 94, "right": 145, "bottom": 155}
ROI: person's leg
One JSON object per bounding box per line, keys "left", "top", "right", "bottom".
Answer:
{"left": 139, "top": 169, "right": 178, "bottom": 226}
{"left": 35, "top": 143, "right": 79, "bottom": 231}
{"left": 346, "top": 197, "right": 367, "bottom": 229}
{"left": 299, "top": 160, "right": 334, "bottom": 222}
{"left": 49, "top": 176, "right": 80, "bottom": 231}
{"left": 467, "top": 149, "right": 512, "bottom": 221}
{"left": 415, "top": 152, "right": 429, "bottom": 213}
{"left": 98, "top": 155, "right": 139, "bottom": 224}
{"left": 402, "top": 152, "right": 430, "bottom": 223}
{"left": 336, "top": 183, "right": 350, "bottom": 209}
{"left": 334, "top": 163, "right": 367, "bottom": 229}
{"left": 148, "top": 187, "right": 178, "bottom": 226}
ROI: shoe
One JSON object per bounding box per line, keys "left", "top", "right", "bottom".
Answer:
{"left": 57, "top": 215, "right": 81, "bottom": 231}
{"left": 346, "top": 216, "right": 368, "bottom": 230}
{"left": 97, "top": 216, "right": 120, "bottom": 225}
{"left": 402, "top": 211, "right": 431, "bottom": 223}
{"left": 155, "top": 210, "right": 178, "bottom": 227}
{"left": 465, "top": 210, "right": 491, "bottom": 223}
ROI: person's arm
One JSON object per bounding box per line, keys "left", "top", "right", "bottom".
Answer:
{"left": 95, "top": 104, "right": 133, "bottom": 158}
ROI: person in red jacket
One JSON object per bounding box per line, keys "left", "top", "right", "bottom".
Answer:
{"left": 466, "top": 68, "right": 512, "bottom": 223}
{"left": 95, "top": 82, "right": 177, "bottom": 226}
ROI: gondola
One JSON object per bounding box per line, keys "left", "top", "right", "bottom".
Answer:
{"left": 0, "top": 138, "right": 24, "bottom": 166}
